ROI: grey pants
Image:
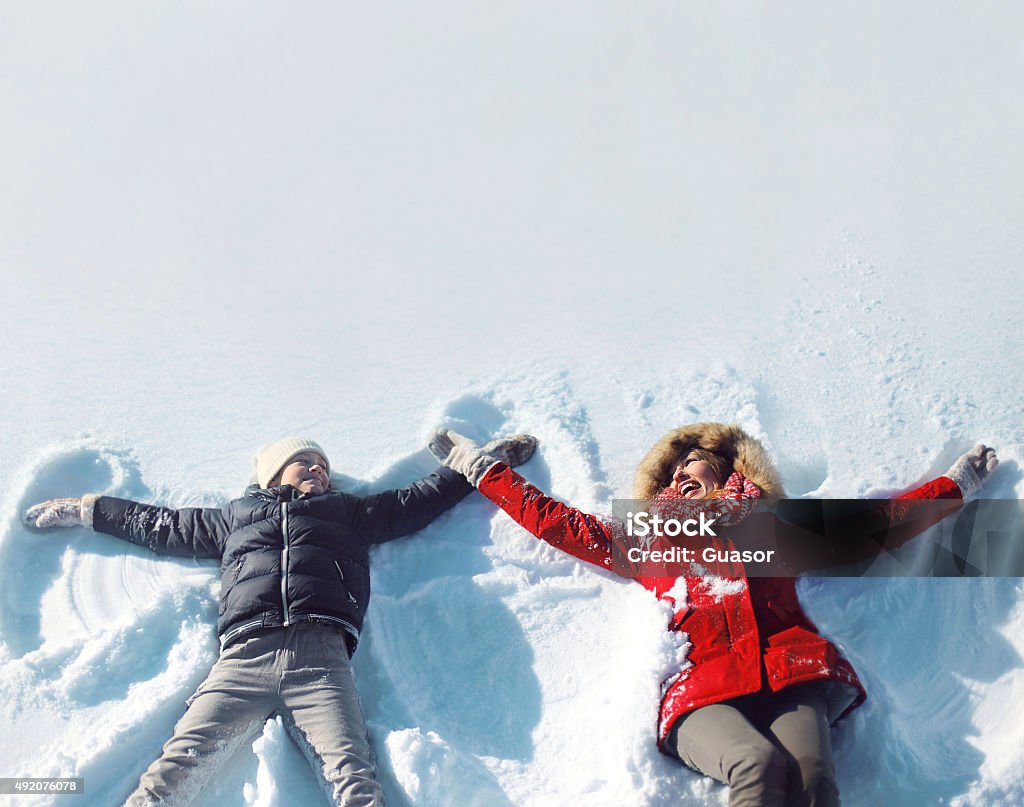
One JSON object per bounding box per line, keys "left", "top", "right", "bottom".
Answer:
{"left": 125, "top": 624, "right": 383, "bottom": 807}
{"left": 668, "top": 682, "right": 839, "bottom": 807}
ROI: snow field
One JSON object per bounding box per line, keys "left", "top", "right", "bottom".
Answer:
{"left": 3, "top": 2, "right": 1024, "bottom": 804}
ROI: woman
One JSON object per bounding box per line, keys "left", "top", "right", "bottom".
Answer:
{"left": 429, "top": 423, "right": 998, "bottom": 807}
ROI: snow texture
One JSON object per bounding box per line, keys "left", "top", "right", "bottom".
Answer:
{"left": 2, "top": 3, "right": 1024, "bottom": 805}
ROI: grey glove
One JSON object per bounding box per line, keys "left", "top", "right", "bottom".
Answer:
{"left": 428, "top": 429, "right": 539, "bottom": 486}
{"left": 24, "top": 494, "right": 100, "bottom": 529}
{"left": 943, "top": 444, "right": 998, "bottom": 498}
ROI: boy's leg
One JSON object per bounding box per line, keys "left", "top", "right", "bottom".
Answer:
{"left": 669, "top": 700, "right": 789, "bottom": 807}
{"left": 756, "top": 683, "right": 839, "bottom": 807}
{"left": 278, "top": 625, "right": 383, "bottom": 807}
{"left": 125, "top": 638, "right": 276, "bottom": 807}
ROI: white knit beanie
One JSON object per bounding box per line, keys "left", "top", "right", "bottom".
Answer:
{"left": 256, "top": 437, "right": 330, "bottom": 488}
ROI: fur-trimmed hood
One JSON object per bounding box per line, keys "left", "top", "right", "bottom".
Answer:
{"left": 633, "top": 422, "right": 785, "bottom": 499}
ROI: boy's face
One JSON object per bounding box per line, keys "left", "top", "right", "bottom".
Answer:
{"left": 273, "top": 452, "right": 330, "bottom": 496}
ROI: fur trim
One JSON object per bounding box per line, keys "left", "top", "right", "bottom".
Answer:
{"left": 80, "top": 493, "right": 100, "bottom": 528}
{"left": 633, "top": 423, "right": 785, "bottom": 499}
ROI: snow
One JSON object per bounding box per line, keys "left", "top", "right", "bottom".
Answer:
{"left": 701, "top": 576, "right": 748, "bottom": 603}
{"left": 2, "top": 2, "right": 1023, "bottom": 805}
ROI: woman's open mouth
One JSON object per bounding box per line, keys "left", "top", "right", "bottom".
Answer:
{"left": 678, "top": 480, "right": 702, "bottom": 498}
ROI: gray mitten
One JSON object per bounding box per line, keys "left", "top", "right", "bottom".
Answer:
{"left": 943, "top": 444, "right": 998, "bottom": 498}
{"left": 481, "top": 434, "right": 539, "bottom": 469}
{"left": 428, "top": 429, "right": 538, "bottom": 486}
{"left": 24, "top": 494, "right": 100, "bottom": 529}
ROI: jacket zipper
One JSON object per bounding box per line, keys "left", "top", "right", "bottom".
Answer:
{"left": 280, "top": 502, "right": 291, "bottom": 626}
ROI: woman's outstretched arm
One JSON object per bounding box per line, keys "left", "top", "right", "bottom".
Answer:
{"left": 430, "top": 429, "right": 623, "bottom": 571}
{"left": 768, "top": 444, "right": 999, "bottom": 571}
{"left": 477, "top": 463, "right": 622, "bottom": 571}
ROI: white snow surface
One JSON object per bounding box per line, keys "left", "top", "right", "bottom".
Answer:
{"left": 3, "top": 3, "right": 1024, "bottom": 805}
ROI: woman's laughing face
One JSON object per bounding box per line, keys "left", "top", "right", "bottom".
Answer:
{"left": 669, "top": 451, "right": 722, "bottom": 499}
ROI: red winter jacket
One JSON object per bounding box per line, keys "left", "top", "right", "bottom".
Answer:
{"left": 476, "top": 464, "right": 963, "bottom": 750}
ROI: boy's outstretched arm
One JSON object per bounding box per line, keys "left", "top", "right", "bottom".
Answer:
{"left": 25, "top": 494, "right": 229, "bottom": 559}
{"left": 349, "top": 467, "right": 474, "bottom": 545}
{"left": 350, "top": 433, "right": 538, "bottom": 545}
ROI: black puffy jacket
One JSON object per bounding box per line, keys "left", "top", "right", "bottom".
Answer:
{"left": 92, "top": 467, "right": 472, "bottom": 654}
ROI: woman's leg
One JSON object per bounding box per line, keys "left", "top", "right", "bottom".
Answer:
{"left": 669, "top": 701, "right": 789, "bottom": 807}
{"left": 757, "top": 683, "right": 839, "bottom": 807}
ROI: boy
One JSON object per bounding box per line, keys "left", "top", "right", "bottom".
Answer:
{"left": 25, "top": 434, "right": 536, "bottom": 806}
